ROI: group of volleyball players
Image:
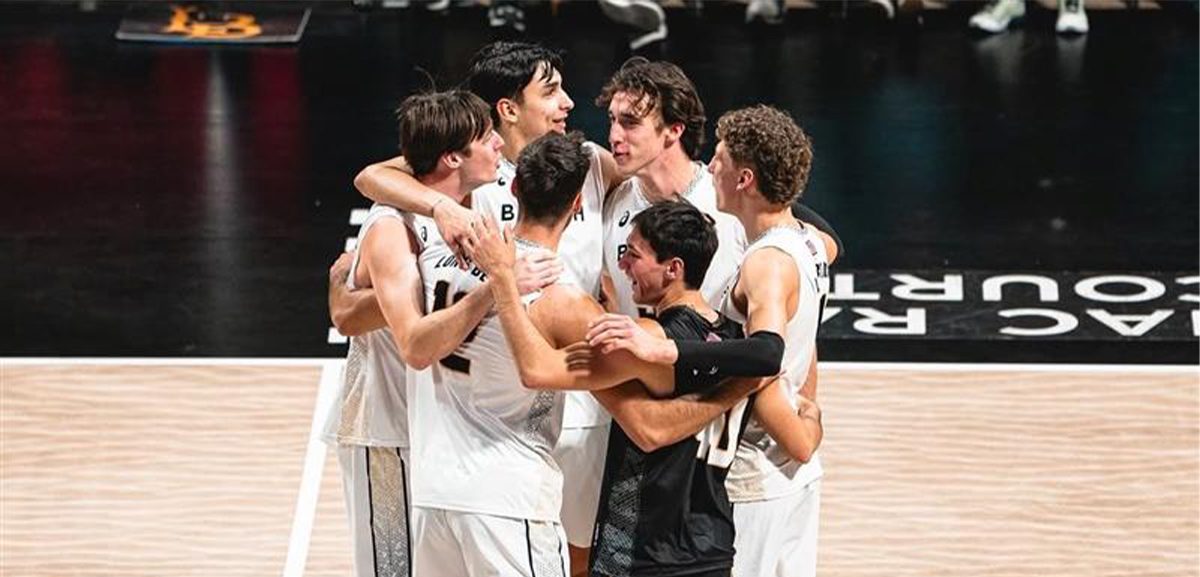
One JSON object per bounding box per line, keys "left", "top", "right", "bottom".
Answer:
{"left": 324, "top": 40, "right": 840, "bottom": 577}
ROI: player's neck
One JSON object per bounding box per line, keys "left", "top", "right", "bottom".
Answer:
{"left": 740, "top": 202, "right": 797, "bottom": 243}
{"left": 513, "top": 218, "right": 566, "bottom": 252}
{"left": 419, "top": 171, "right": 471, "bottom": 205}
{"left": 500, "top": 128, "right": 529, "bottom": 166}
{"left": 655, "top": 286, "right": 713, "bottom": 320}
{"left": 638, "top": 148, "right": 697, "bottom": 203}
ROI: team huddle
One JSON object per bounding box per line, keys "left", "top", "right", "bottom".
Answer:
{"left": 324, "top": 41, "right": 839, "bottom": 577}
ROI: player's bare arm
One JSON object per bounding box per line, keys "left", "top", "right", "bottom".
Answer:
{"left": 354, "top": 155, "right": 482, "bottom": 264}
{"left": 329, "top": 235, "right": 562, "bottom": 339}
{"left": 466, "top": 218, "right": 673, "bottom": 392}
{"left": 752, "top": 369, "right": 823, "bottom": 463}
{"left": 587, "top": 247, "right": 800, "bottom": 380}
{"left": 361, "top": 218, "right": 495, "bottom": 369}
{"left": 593, "top": 375, "right": 770, "bottom": 453}
{"left": 328, "top": 250, "right": 385, "bottom": 337}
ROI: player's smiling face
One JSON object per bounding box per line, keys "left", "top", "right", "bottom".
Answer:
{"left": 514, "top": 65, "right": 574, "bottom": 142}
{"left": 607, "top": 91, "right": 669, "bottom": 177}
{"left": 618, "top": 227, "right": 670, "bottom": 305}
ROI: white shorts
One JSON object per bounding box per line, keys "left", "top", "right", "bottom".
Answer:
{"left": 731, "top": 479, "right": 822, "bottom": 577}
{"left": 336, "top": 445, "right": 412, "bottom": 577}
{"left": 411, "top": 507, "right": 570, "bottom": 577}
{"left": 554, "top": 423, "right": 610, "bottom": 547}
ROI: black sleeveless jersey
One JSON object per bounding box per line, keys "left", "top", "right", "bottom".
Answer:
{"left": 590, "top": 306, "right": 755, "bottom": 577}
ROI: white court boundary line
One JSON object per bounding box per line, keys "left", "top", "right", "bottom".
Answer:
{"left": 821, "top": 361, "right": 1199, "bottom": 373}
{"left": 1, "top": 357, "right": 334, "bottom": 366}
{"left": 283, "top": 360, "right": 343, "bottom": 577}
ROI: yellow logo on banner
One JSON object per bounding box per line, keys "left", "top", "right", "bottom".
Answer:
{"left": 164, "top": 5, "right": 262, "bottom": 39}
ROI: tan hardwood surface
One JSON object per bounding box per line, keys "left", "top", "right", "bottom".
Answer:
{"left": 2, "top": 361, "right": 1195, "bottom": 576}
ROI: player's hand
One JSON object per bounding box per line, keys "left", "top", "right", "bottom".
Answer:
{"left": 586, "top": 313, "right": 678, "bottom": 364}
{"left": 329, "top": 251, "right": 354, "bottom": 288}
{"left": 563, "top": 341, "right": 593, "bottom": 375}
{"left": 514, "top": 249, "right": 562, "bottom": 295}
{"left": 464, "top": 217, "right": 516, "bottom": 277}
{"left": 432, "top": 197, "right": 483, "bottom": 269}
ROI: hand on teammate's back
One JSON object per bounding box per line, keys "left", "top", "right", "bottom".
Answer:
{"left": 329, "top": 251, "right": 354, "bottom": 287}
{"left": 514, "top": 250, "right": 563, "bottom": 294}
{"left": 562, "top": 341, "right": 594, "bottom": 377}
{"left": 586, "top": 313, "right": 676, "bottom": 364}
{"left": 464, "top": 217, "right": 516, "bottom": 277}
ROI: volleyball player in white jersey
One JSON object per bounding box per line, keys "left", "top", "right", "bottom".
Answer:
{"left": 405, "top": 132, "right": 606, "bottom": 577}
{"left": 322, "top": 90, "right": 508, "bottom": 577}
{"left": 589, "top": 106, "right": 830, "bottom": 577}
{"left": 596, "top": 58, "right": 746, "bottom": 318}
{"left": 351, "top": 43, "right": 623, "bottom": 573}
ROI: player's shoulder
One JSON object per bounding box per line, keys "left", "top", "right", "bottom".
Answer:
{"left": 362, "top": 206, "right": 412, "bottom": 238}
{"left": 539, "top": 282, "right": 598, "bottom": 309}
{"left": 634, "top": 316, "right": 667, "bottom": 339}
{"left": 603, "top": 177, "right": 638, "bottom": 215}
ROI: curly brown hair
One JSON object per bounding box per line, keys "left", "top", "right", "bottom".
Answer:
{"left": 715, "top": 105, "right": 813, "bottom": 205}
{"left": 595, "top": 57, "right": 706, "bottom": 160}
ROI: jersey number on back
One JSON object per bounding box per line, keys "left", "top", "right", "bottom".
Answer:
{"left": 431, "top": 280, "right": 479, "bottom": 374}
{"left": 695, "top": 400, "right": 749, "bottom": 469}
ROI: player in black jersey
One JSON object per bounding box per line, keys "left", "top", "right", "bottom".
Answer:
{"left": 588, "top": 201, "right": 757, "bottom": 577}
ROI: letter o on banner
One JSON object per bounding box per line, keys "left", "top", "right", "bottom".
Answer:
{"left": 1074, "top": 275, "right": 1166, "bottom": 303}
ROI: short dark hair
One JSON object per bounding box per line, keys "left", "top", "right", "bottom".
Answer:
{"left": 631, "top": 201, "right": 718, "bottom": 290}
{"left": 595, "top": 58, "right": 706, "bottom": 160}
{"left": 716, "top": 105, "right": 813, "bottom": 205}
{"left": 514, "top": 131, "right": 591, "bottom": 226}
{"left": 396, "top": 90, "right": 492, "bottom": 177}
{"left": 467, "top": 42, "right": 565, "bottom": 126}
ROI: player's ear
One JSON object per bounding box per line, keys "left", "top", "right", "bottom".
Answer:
{"left": 737, "top": 166, "right": 755, "bottom": 192}
{"left": 663, "top": 121, "right": 684, "bottom": 148}
{"left": 666, "top": 257, "right": 684, "bottom": 281}
{"left": 570, "top": 192, "right": 583, "bottom": 213}
{"left": 497, "top": 98, "right": 520, "bottom": 126}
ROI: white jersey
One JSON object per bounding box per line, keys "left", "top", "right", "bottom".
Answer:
{"left": 722, "top": 225, "right": 831, "bottom": 502}
{"left": 474, "top": 142, "right": 609, "bottom": 429}
{"left": 407, "top": 212, "right": 566, "bottom": 522}
{"left": 601, "top": 164, "right": 747, "bottom": 317}
{"left": 473, "top": 141, "right": 606, "bottom": 296}
{"left": 322, "top": 204, "right": 410, "bottom": 448}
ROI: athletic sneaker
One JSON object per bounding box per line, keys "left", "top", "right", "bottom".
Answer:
{"left": 745, "top": 0, "right": 785, "bottom": 24}
{"left": 969, "top": 0, "right": 1025, "bottom": 33}
{"left": 488, "top": 1, "right": 526, "bottom": 32}
{"left": 866, "top": 0, "right": 895, "bottom": 20}
{"left": 1055, "top": 0, "right": 1089, "bottom": 34}
{"left": 598, "top": 0, "right": 667, "bottom": 49}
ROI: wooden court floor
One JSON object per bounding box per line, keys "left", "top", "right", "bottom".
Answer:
{"left": 2, "top": 360, "right": 1196, "bottom": 577}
